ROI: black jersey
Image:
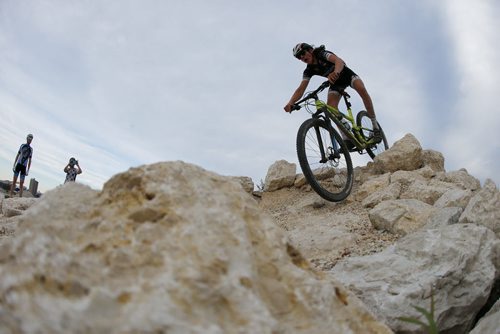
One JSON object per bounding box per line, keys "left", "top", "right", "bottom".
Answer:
{"left": 302, "top": 47, "right": 340, "bottom": 80}
{"left": 302, "top": 46, "right": 358, "bottom": 92}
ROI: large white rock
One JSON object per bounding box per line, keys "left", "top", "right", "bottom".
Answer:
{"left": 434, "top": 188, "right": 473, "bottom": 209}
{"left": 355, "top": 173, "right": 391, "bottom": 201}
{"left": 459, "top": 179, "right": 500, "bottom": 238}
{"left": 0, "top": 162, "right": 391, "bottom": 334}
{"left": 286, "top": 214, "right": 360, "bottom": 263}
{"left": 399, "top": 179, "right": 456, "bottom": 205}
{"left": 361, "top": 182, "right": 401, "bottom": 209}
{"left": 229, "top": 176, "right": 254, "bottom": 194}
{"left": 332, "top": 224, "right": 500, "bottom": 334}
{"left": 1, "top": 197, "right": 38, "bottom": 217}
{"left": 470, "top": 298, "right": 500, "bottom": 334}
{"left": 373, "top": 134, "right": 423, "bottom": 173}
{"left": 424, "top": 207, "right": 463, "bottom": 229}
{"left": 390, "top": 169, "right": 427, "bottom": 186}
{"left": 436, "top": 170, "right": 481, "bottom": 191}
{"left": 421, "top": 149, "right": 445, "bottom": 172}
{"left": 264, "top": 160, "right": 297, "bottom": 192}
{"left": 369, "top": 199, "right": 436, "bottom": 235}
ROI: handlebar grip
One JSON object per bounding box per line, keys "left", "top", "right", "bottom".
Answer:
{"left": 320, "top": 81, "right": 330, "bottom": 89}
{"left": 291, "top": 104, "right": 301, "bottom": 111}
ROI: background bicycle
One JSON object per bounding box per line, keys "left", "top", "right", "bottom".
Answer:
{"left": 291, "top": 81, "right": 389, "bottom": 201}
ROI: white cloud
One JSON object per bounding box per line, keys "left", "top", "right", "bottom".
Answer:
{"left": 438, "top": 0, "right": 500, "bottom": 184}
{"left": 1, "top": 0, "right": 499, "bottom": 192}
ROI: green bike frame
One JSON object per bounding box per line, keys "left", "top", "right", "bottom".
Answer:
{"left": 315, "top": 100, "right": 371, "bottom": 152}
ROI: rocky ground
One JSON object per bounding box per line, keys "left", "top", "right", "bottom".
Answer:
{"left": 257, "top": 185, "right": 401, "bottom": 271}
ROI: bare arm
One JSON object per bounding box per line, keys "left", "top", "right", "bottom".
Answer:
{"left": 26, "top": 157, "right": 32, "bottom": 175}
{"left": 12, "top": 152, "right": 20, "bottom": 170}
{"left": 76, "top": 162, "right": 82, "bottom": 174}
{"left": 326, "top": 53, "right": 345, "bottom": 83}
{"left": 284, "top": 79, "right": 310, "bottom": 112}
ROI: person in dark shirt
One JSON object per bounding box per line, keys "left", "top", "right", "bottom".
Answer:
{"left": 284, "top": 43, "right": 381, "bottom": 142}
{"left": 9, "top": 134, "right": 34, "bottom": 197}
{"left": 64, "top": 157, "right": 83, "bottom": 183}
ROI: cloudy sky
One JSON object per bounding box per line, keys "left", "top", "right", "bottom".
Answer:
{"left": 1, "top": 0, "right": 499, "bottom": 192}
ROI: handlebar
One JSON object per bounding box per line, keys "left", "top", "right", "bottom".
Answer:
{"left": 291, "top": 81, "right": 330, "bottom": 110}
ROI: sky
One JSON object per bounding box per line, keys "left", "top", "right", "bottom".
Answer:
{"left": 1, "top": 0, "right": 499, "bottom": 193}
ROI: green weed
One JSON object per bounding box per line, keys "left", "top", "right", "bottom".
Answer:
{"left": 398, "top": 289, "right": 439, "bottom": 334}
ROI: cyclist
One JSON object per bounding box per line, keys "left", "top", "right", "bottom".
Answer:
{"left": 284, "top": 43, "right": 382, "bottom": 143}
{"left": 9, "top": 133, "right": 34, "bottom": 197}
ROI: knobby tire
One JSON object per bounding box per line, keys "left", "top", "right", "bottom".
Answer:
{"left": 356, "top": 110, "right": 389, "bottom": 159}
{"left": 296, "top": 118, "right": 353, "bottom": 202}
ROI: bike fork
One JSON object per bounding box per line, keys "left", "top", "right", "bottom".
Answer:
{"left": 314, "top": 125, "right": 328, "bottom": 163}
{"left": 314, "top": 124, "right": 340, "bottom": 163}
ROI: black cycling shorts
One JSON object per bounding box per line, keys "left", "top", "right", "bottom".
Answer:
{"left": 14, "top": 163, "right": 27, "bottom": 177}
{"left": 329, "top": 66, "right": 359, "bottom": 93}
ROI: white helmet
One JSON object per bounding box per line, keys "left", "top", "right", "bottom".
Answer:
{"left": 293, "top": 43, "right": 313, "bottom": 58}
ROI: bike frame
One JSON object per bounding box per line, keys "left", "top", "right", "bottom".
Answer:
{"left": 311, "top": 111, "right": 340, "bottom": 163}
{"left": 292, "top": 80, "right": 376, "bottom": 156}
{"left": 315, "top": 96, "right": 370, "bottom": 152}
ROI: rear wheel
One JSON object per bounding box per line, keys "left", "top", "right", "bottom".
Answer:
{"left": 296, "top": 118, "right": 353, "bottom": 202}
{"left": 356, "top": 110, "right": 389, "bottom": 159}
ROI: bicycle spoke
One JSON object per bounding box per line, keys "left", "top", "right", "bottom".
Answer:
{"left": 296, "top": 118, "right": 353, "bottom": 201}
{"left": 356, "top": 110, "right": 389, "bottom": 159}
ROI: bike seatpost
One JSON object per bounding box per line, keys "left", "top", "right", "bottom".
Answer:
{"left": 342, "top": 92, "right": 352, "bottom": 109}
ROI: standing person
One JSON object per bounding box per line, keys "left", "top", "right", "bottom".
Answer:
{"left": 64, "top": 157, "right": 83, "bottom": 183}
{"left": 10, "top": 133, "right": 34, "bottom": 197}
{"left": 284, "top": 43, "right": 382, "bottom": 143}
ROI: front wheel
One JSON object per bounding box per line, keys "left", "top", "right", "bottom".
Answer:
{"left": 296, "top": 118, "right": 353, "bottom": 202}
{"left": 356, "top": 110, "right": 389, "bottom": 159}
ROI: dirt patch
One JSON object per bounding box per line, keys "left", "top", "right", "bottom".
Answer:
{"left": 257, "top": 184, "right": 400, "bottom": 271}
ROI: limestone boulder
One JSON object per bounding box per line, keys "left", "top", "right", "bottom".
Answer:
{"left": 1, "top": 197, "right": 38, "bottom": 217}
{"left": 434, "top": 188, "right": 473, "bottom": 209}
{"left": 373, "top": 134, "right": 423, "bottom": 173}
{"left": 353, "top": 165, "right": 377, "bottom": 184}
{"left": 294, "top": 173, "right": 308, "bottom": 188}
{"left": 421, "top": 149, "right": 445, "bottom": 172}
{"left": 264, "top": 160, "right": 297, "bottom": 192}
{"left": 286, "top": 214, "right": 361, "bottom": 263}
{"left": 424, "top": 207, "right": 463, "bottom": 229}
{"left": 369, "top": 199, "right": 436, "bottom": 235}
{"left": 0, "top": 216, "right": 20, "bottom": 240}
{"left": 436, "top": 169, "right": 481, "bottom": 191}
{"left": 390, "top": 169, "right": 426, "bottom": 186}
{"left": 355, "top": 173, "right": 391, "bottom": 201}
{"left": 0, "top": 162, "right": 391, "bottom": 334}
{"left": 417, "top": 165, "right": 438, "bottom": 179}
{"left": 400, "top": 179, "right": 457, "bottom": 205}
{"left": 230, "top": 176, "right": 254, "bottom": 194}
{"left": 470, "top": 298, "right": 500, "bottom": 334}
{"left": 332, "top": 224, "right": 500, "bottom": 334}
{"left": 361, "top": 182, "right": 401, "bottom": 209}
{"left": 459, "top": 179, "right": 500, "bottom": 238}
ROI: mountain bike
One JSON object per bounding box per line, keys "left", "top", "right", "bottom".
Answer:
{"left": 290, "top": 80, "right": 389, "bottom": 202}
